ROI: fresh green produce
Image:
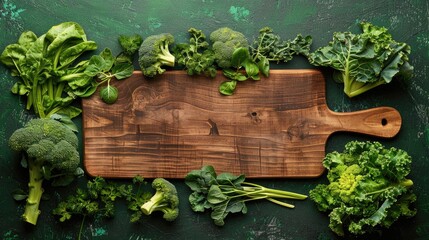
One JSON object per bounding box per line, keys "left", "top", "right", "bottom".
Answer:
{"left": 117, "top": 34, "right": 143, "bottom": 60}
{"left": 60, "top": 34, "right": 141, "bottom": 104}
{"left": 0, "top": 22, "right": 97, "bottom": 119}
{"left": 9, "top": 118, "right": 83, "bottom": 225}
{"left": 216, "top": 27, "right": 312, "bottom": 95}
{"left": 138, "top": 33, "right": 175, "bottom": 77}
{"left": 210, "top": 27, "right": 249, "bottom": 69}
{"left": 309, "top": 141, "right": 416, "bottom": 236}
{"left": 53, "top": 176, "right": 151, "bottom": 240}
{"left": 308, "top": 22, "right": 414, "bottom": 98}
{"left": 173, "top": 28, "right": 217, "bottom": 77}
{"left": 185, "top": 165, "right": 307, "bottom": 226}
{"left": 141, "top": 178, "right": 180, "bottom": 221}
{"left": 250, "top": 27, "right": 312, "bottom": 76}
{"left": 218, "top": 47, "right": 260, "bottom": 95}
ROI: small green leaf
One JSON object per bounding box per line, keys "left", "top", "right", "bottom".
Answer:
{"left": 74, "top": 167, "right": 85, "bottom": 177}
{"left": 231, "top": 47, "right": 250, "bottom": 68}
{"left": 99, "top": 48, "right": 115, "bottom": 71}
{"left": 100, "top": 85, "right": 119, "bottom": 104}
{"left": 85, "top": 55, "right": 105, "bottom": 77}
{"left": 72, "top": 84, "right": 98, "bottom": 98}
{"left": 112, "top": 63, "right": 134, "bottom": 80}
{"left": 207, "top": 185, "right": 228, "bottom": 204}
{"left": 219, "top": 80, "right": 237, "bottom": 96}
{"left": 50, "top": 113, "right": 79, "bottom": 133}
{"left": 243, "top": 59, "right": 260, "bottom": 78}
{"left": 257, "top": 56, "right": 270, "bottom": 77}
{"left": 55, "top": 106, "right": 82, "bottom": 119}
{"left": 12, "top": 189, "right": 28, "bottom": 201}
{"left": 11, "top": 82, "right": 30, "bottom": 95}
{"left": 223, "top": 69, "right": 248, "bottom": 81}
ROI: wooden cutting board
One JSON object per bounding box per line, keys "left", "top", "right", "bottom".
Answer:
{"left": 82, "top": 69, "right": 401, "bottom": 178}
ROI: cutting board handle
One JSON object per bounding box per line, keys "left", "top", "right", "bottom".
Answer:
{"left": 329, "top": 107, "right": 402, "bottom": 138}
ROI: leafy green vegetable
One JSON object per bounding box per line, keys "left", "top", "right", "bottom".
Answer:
{"left": 9, "top": 118, "right": 83, "bottom": 225}
{"left": 138, "top": 33, "right": 175, "bottom": 77}
{"left": 60, "top": 33, "right": 140, "bottom": 104}
{"left": 308, "top": 22, "right": 413, "bottom": 97}
{"left": 185, "top": 165, "right": 307, "bottom": 226}
{"left": 251, "top": 27, "right": 312, "bottom": 77}
{"left": 99, "top": 85, "right": 119, "bottom": 104}
{"left": 309, "top": 141, "right": 416, "bottom": 236}
{"left": 118, "top": 34, "right": 143, "bottom": 57}
{"left": 0, "top": 22, "right": 97, "bottom": 119}
{"left": 53, "top": 176, "right": 151, "bottom": 239}
{"left": 173, "top": 28, "right": 217, "bottom": 77}
{"left": 214, "top": 27, "right": 312, "bottom": 95}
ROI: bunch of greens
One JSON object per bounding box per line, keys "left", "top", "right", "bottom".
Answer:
{"left": 0, "top": 22, "right": 98, "bottom": 119}
{"left": 173, "top": 28, "right": 217, "bottom": 77}
{"left": 9, "top": 118, "right": 83, "bottom": 225}
{"left": 309, "top": 141, "right": 416, "bottom": 236}
{"left": 53, "top": 176, "right": 151, "bottom": 239}
{"left": 216, "top": 27, "right": 312, "bottom": 95}
{"left": 250, "top": 27, "right": 312, "bottom": 76}
{"left": 59, "top": 34, "right": 142, "bottom": 104}
{"left": 308, "top": 22, "right": 414, "bottom": 98}
{"left": 185, "top": 165, "right": 307, "bottom": 226}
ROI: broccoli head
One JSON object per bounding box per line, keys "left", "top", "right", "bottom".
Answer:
{"left": 138, "top": 33, "right": 175, "bottom": 77}
{"left": 140, "top": 178, "right": 179, "bottom": 221}
{"left": 210, "top": 27, "right": 249, "bottom": 68}
{"left": 8, "top": 118, "right": 80, "bottom": 225}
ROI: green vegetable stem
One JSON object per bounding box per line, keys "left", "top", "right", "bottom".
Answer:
{"left": 185, "top": 165, "right": 307, "bottom": 226}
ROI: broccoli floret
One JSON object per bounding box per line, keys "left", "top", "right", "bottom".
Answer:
{"left": 140, "top": 178, "right": 179, "bottom": 221}
{"left": 8, "top": 118, "right": 80, "bottom": 225}
{"left": 138, "top": 33, "right": 175, "bottom": 77}
{"left": 210, "top": 27, "right": 249, "bottom": 68}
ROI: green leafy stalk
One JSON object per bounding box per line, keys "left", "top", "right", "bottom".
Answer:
{"left": 185, "top": 165, "right": 307, "bottom": 226}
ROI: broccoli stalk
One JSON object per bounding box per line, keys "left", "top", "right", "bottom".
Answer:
{"left": 23, "top": 158, "right": 44, "bottom": 225}
{"left": 9, "top": 118, "right": 81, "bottom": 225}
{"left": 140, "top": 178, "right": 179, "bottom": 221}
{"left": 157, "top": 41, "right": 175, "bottom": 67}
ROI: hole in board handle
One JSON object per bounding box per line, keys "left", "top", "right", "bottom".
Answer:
{"left": 381, "top": 118, "right": 388, "bottom": 126}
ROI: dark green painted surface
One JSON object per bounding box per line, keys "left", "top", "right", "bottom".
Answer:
{"left": 1, "top": 0, "right": 428, "bottom": 239}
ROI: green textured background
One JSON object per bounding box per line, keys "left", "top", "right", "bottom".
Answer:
{"left": 1, "top": 0, "right": 428, "bottom": 239}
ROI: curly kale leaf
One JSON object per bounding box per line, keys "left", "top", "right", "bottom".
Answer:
{"left": 309, "top": 141, "right": 416, "bottom": 237}
{"left": 308, "top": 22, "right": 413, "bottom": 98}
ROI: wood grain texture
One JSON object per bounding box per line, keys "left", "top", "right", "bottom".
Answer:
{"left": 82, "top": 69, "right": 402, "bottom": 178}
